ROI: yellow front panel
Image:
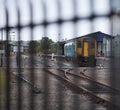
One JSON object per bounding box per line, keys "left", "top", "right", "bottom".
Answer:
{"left": 77, "top": 48, "right": 82, "bottom": 55}
{"left": 84, "top": 42, "right": 88, "bottom": 57}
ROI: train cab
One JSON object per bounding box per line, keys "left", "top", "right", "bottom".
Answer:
{"left": 76, "top": 37, "right": 97, "bottom": 67}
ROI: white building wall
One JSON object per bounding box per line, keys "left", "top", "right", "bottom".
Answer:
{"left": 97, "top": 42, "right": 102, "bottom": 52}
{"left": 103, "top": 38, "right": 111, "bottom": 57}
{"left": 13, "top": 46, "right": 24, "bottom": 52}
{"left": 112, "top": 35, "right": 120, "bottom": 57}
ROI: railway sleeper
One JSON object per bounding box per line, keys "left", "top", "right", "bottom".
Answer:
{"left": 99, "top": 100, "right": 105, "bottom": 105}
{"left": 96, "top": 99, "right": 107, "bottom": 106}
{"left": 96, "top": 100, "right": 109, "bottom": 108}
{"left": 103, "top": 102, "right": 109, "bottom": 108}
{"left": 96, "top": 99, "right": 101, "bottom": 104}
{"left": 81, "top": 90, "right": 87, "bottom": 94}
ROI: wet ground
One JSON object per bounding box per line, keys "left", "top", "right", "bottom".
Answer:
{"left": 1, "top": 56, "right": 120, "bottom": 110}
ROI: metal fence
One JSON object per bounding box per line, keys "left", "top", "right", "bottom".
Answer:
{"left": 0, "top": 0, "right": 120, "bottom": 110}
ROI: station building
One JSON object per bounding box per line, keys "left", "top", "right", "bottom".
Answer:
{"left": 57, "top": 31, "right": 113, "bottom": 58}
{"left": 87, "top": 31, "right": 113, "bottom": 57}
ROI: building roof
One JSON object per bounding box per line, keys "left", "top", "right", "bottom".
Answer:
{"left": 82, "top": 31, "right": 113, "bottom": 41}
{"left": 65, "top": 31, "right": 113, "bottom": 43}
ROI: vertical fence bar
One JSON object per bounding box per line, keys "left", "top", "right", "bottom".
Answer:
{"left": 110, "top": 0, "right": 120, "bottom": 109}
{"left": 15, "top": 0, "right": 22, "bottom": 110}
{"left": 4, "top": 0, "right": 11, "bottom": 109}
{"left": 109, "top": 1, "right": 114, "bottom": 110}
{"left": 41, "top": 1, "right": 49, "bottom": 109}
{"left": 56, "top": 0, "right": 63, "bottom": 109}
{"left": 71, "top": 0, "right": 80, "bottom": 110}
{"left": 0, "top": 0, "right": 119, "bottom": 110}
{"left": 29, "top": 0, "right": 35, "bottom": 110}
{"left": 89, "top": 1, "right": 96, "bottom": 109}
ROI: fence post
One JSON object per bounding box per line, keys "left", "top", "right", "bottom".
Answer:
{"left": 0, "top": 54, "right": 3, "bottom": 67}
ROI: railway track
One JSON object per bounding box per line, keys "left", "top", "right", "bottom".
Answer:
{"left": 64, "top": 69, "right": 120, "bottom": 94}
{"left": 11, "top": 72, "right": 41, "bottom": 94}
{"left": 81, "top": 70, "right": 120, "bottom": 93}
{"left": 45, "top": 68, "right": 120, "bottom": 110}
{"left": 9, "top": 58, "right": 120, "bottom": 109}
{"left": 10, "top": 66, "right": 120, "bottom": 109}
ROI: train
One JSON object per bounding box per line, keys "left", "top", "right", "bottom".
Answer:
{"left": 64, "top": 37, "right": 97, "bottom": 67}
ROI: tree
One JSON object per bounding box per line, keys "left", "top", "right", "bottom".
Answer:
{"left": 28, "top": 37, "right": 57, "bottom": 55}
{"left": 40, "top": 37, "right": 54, "bottom": 54}
{"left": 28, "top": 40, "right": 40, "bottom": 54}
{"left": 40, "top": 37, "right": 52, "bottom": 54}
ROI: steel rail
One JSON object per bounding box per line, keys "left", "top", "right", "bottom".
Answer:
{"left": 64, "top": 70, "right": 120, "bottom": 93}
{"left": 12, "top": 72, "right": 41, "bottom": 94}
{"left": 81, "top": 69, "right": 120, "bottom": 92}
{"left": 45, "top": 68, "right": 120, "bottom": 109}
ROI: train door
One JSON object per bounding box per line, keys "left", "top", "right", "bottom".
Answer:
{"left": 83, "top": 42, "right": 88, "bottom": 57}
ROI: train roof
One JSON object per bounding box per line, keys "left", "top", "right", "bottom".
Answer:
{"left": 64, "top": 31, "right": 113, "bottom": 43}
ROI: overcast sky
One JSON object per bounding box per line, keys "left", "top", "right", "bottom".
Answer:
{"left": 0, "top": 0, "right": 120, "bottom": 42}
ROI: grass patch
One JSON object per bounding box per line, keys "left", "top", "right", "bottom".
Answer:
{"left": 0, "top": 68, "right": 6, "bottom": 92}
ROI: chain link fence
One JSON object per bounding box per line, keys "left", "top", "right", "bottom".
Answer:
{"left": 0, "top": 0, "right": 120, "bottom": 110}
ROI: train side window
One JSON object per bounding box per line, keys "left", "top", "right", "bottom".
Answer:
{"left": 77, "top": 41, "right": 82, "bottom": 48}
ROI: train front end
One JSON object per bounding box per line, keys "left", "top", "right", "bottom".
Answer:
{"left": 76, "top": 37, "right": 96, "bottom": 67}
